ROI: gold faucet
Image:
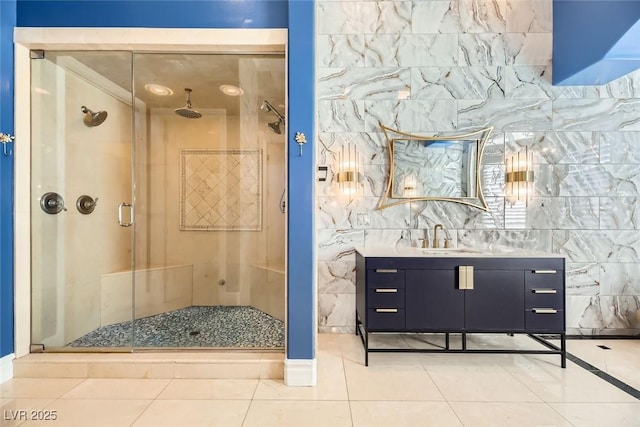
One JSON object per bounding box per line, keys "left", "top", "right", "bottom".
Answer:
{"left": 433, "top": 224, "right": 444, "bottom": 248}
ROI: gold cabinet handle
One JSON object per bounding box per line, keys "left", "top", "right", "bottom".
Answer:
{"left": 375, "top": 308, "right": 398, "bottom": 313}
{"left": 532, "top": 308, "right": 558, "bottom": 314}
{"left": 532, "top": 289, "right": 557, "bottom": 294}
{"left": 533, "top": 270, "right": 557, "bottom": 274}
{"left": 375, "top": 288, "right": 398, "bottom": 293}
{"left": 375, "top": 269, "right": 398, "bottom": 273}
{"left": 458, "top": 266, "right": 474, "bottom": 290}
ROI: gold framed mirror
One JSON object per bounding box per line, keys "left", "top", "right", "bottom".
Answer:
{"left": 377, "top": 122, "right": 493, "bottom": 211}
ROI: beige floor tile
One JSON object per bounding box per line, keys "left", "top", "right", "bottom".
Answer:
{"left": 157, "top": 379, "right": 258, "bottom": 400}
{"left": 243, "top": 400, "right": 352, "bottom": 427}
{"left": 0, "top": 399, "right": 55, "bottom": 427}
{"left": 350, "top": 401, "right": 462, "bottom": 427}
{"left": 131, "top": 399, "right": 249, "bottom": 427}
{"left": 549, "top": 402, "right": 640, "bottom": 426}
{"left": 506, "top": 359, "right": 638, "bottom": 403}
{"left": 344, "top": 360, "right": 444, "bottom": 401}
{"left": 426, "top": 365, "right": 542, "bottom": 402}
{"left": 19, "top": 399, "right": 151, "bottom": 427}
{"left": 61, "top": 378, "right": 170, "bottom": 399}
{"left": 0, "top": 379, "right": 83, "bottom": 399}
{"left": 450, "top": 402, "right": 573, "bottom": 426}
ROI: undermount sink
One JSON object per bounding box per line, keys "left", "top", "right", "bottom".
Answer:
{"left": 416, "top": 247, "right": 481, "bottom": 255}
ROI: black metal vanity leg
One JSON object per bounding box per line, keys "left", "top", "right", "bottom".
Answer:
{"left": 365, "top": 331, "right": 369, "bottom": 366}
{"left": 462, "top": 333, "right": 467, "bottom": 351}
{"left": 445, "top": 333, "right": 450, "bottom": 350}
{"left": 561, "top": 333, "right": 566, "bottom": 368}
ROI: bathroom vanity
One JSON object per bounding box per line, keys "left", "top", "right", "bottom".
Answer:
{"left": 355, "top": 246, "right": 566, "bottom": 367}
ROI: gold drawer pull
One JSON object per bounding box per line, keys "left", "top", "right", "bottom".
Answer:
{"left": 533, "top": 270, "right": 557, "bottom": 274}
{"left": 375, "top": 308, "right": 398, "bottom": 313}
{"left": 532, "top": 289, "right": 557, "bottom": 294}
{"left": 532, "top": 308, "right": 558, "bottom": 314}
{"left": 375, "top": 288, "right": 398, "bottom": 293}
{"left": 375, "top": 269, "right": 398, "bottom": 273}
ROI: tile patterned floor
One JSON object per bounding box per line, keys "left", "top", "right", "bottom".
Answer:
{"left": 1, "top": 334, "right": 639, "bottom": 426}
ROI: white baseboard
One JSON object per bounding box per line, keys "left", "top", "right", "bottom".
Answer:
{"left": 0, "top": 353, "right": 15, "bottom": 384}
{"left": 284, "top": 358, "right": 317, "bottom": 387}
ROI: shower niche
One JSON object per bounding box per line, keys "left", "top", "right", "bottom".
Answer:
{"left": 30, "top": 50, "right": 286, "bottom": 351}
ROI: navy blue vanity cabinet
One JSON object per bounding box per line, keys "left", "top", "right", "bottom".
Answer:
{"left": 405, "top": 269, "right": 464, "bottom": 330}
{"left": 355, "top": 250, "right": 566, "bottom": 367}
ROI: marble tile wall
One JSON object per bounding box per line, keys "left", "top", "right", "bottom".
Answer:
{"left": 316, "top": 0, "right": 640, "bottom": 335}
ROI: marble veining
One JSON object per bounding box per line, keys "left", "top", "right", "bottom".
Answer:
{"left": 600, "top": 264, "right": 640, "bottom": 296}
{"left": 599, "top": 132, "right": 640, "bottom": 164}
{"left": 505, "top": 197, "right": 600, "bottom": 230}
{"left": 506, "top": 0, "right": 552, "bottom": 33}
{"left": 364, "top": 34, "right": 458, "bottom": 67}
{"left": 554, "top": 230, "right": 640, "bottom": 263}
{"left": 566, "top": 263, "right": 601, "bottom": 296}
{"left": 505, "top": 131, "right": 599, "bottom": 164}
{"left": 317, "top": 34, "right": 365, "bottom": 68}
{"left": 412, "top": 66, "right": 506, "bottom": 100}
{"left": 459, "top": 34, "right": 551, "bottom": 66}
{"left": 318, "top": 261, "right": 356, "bottom": 294}
{"left": 318, "top": 100, "right": 365, "bottom": 132}
{"left": 599, "top": 197, "right": 640, "bottom": 230}
{"left": 458, "top": 99, "right": 552, "bottom": 131}
{"left": 553, "top": 99, "right": 640, "bottom": 131}
{"left": 364, "top": 100, "right": 457, "bottom": 132}
{"left": 318, "top": 67, "right": 411, "bottom": 100}
{"left": 412, "top": 197, "right": 504, "bottom": 230}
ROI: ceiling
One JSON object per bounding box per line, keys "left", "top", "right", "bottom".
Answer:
{"left": 45, "top": 51, "right": 286, "bottom": 116}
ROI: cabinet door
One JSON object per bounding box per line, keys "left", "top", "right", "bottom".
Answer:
{"left": 465, "top": 270, "right": 525, "bottom": 331}
{"left": 405, "top": 270, "right": 464, "bottom": 330}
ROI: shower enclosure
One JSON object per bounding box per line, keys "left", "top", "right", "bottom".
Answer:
{"left": 30, "top": 51, "right": 286, "bottom": 351}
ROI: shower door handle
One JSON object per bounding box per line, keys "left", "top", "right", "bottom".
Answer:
{"left": 118, "top": 202, "right": 133, "bottom": 227}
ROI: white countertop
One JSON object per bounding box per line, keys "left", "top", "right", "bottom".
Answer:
{"left": 354, "top": 246, "right": 565, "bottom": 259}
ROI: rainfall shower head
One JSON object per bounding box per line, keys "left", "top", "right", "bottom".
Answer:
{"left": 260, "top": 100, "right": 285, "bottom": 134}
{"left": 175, "top": 88, "right": 202, "bottom": 119}
{"left": 81, "top": 106, "right": 108, "bottom": 127}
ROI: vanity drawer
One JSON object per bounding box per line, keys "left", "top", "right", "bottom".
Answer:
{"left": 367, "top": 308, "right": 405, "bottom": 330}
{"left": 368, "top": 287, "right": 405, "bottom": 308}
{"left": 525, "top": 288, "right": 564, "bottom": 309}
{"left": 525, "top": 270, "right": 563, "bottom": 290}
{"left": 367, "top": 269, "right": 405, "bottom": 288}
{"left": 525, "top": 309, "right": 564, "bottom": 331}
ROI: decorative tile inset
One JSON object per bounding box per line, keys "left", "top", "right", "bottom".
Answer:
{"left": 180, "top": 149, "right": 262, "bottom": 231}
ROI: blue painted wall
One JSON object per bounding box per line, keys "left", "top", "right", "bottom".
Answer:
{"left": 9, "top": 0, "right": 315, "bottom": 361}
{"left": 0, "top": 0, "right": 16, "bottom": 359}
{"left": 553, "top": 0, "right": 640, "bottom": 85}
{"left": 286, "top": 0, "right": 315, "bottom": 360}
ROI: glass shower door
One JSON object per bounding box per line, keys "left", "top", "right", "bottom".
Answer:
{"left": 30, "top": 51, "right": 136, "bottom": 350}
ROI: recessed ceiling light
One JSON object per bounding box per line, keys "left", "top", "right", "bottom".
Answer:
{"left": 219, "top": 84, "right": 244, "bottom": 97}
{"left": 144, "top": 84, "right": 173, "bottom": 96}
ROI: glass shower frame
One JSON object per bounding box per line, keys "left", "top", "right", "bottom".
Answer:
{"left": 29, "top": 49, "right": 286, "bottom": 352}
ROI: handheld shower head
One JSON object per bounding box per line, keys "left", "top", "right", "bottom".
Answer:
{"left": 175, "top": 88, "right": 202, "bottom": 119}
{"left": 81, "top": 106, "right": 108, "bottom": 127}
{"left": 260, "top": 100, "right": 285, "bottom": 134}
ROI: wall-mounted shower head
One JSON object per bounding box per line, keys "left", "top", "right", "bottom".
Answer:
{"left": 260, "top": 100, "right": 285, "bottom": 134}
{"left": 268, "top": 121, "right": 282, "bottom": 135}
{"left": 175, "top": 88, "right": 202, "bottom": 119}
{"left": 81, "top": 106, "right": 108, "bottom": 127}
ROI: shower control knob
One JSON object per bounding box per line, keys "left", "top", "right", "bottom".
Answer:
{"left": 76, "top": 195, "right": 98, "bottom": 214}
{"left": 40, "top": 192, "right": 67, "bottom": 215}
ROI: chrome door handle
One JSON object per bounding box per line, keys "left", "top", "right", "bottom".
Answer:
{"left": 118, "top": 202, "right": 133, "bottom": 227}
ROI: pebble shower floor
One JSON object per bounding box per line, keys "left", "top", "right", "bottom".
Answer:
{"left": 67, "top": 306, "right": 285, "bottom": 348}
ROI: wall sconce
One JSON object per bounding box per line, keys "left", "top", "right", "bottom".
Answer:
{"left": 336, "top": 143, "right": 361, "bottom": 197}
{"left": 505, "top": 147, "right": 534, "bottom": 205}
